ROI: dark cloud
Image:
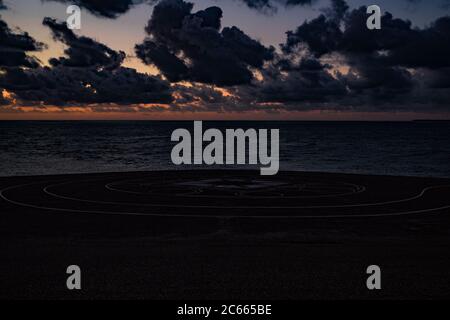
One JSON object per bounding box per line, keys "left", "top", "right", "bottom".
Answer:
{"left": 379, "top": 16, "right": 450, "bottom": 69}
{"left": 281, "top": 0, "right": 348, "bottom": 56}
{"left": 135, "top": 0, "right": 275, "bottom": 86}
{"left": 44, "top": 0, "right": 316, "bottom": 17}
{"left": 282, "top": 14, "right": 342, "bottom": 57}
{"left": 172, "top": 83, "right": 244, "bottom": 112}
{"left": 283, "top": 2, "right": 450, "bottom": 69}
{"left": 135, "top": 40, "right": 188, "bottom": 82}
{"left": 45, "top": 0, "right": 155, "bottom": 19}
{"left": 342, "top": 59, "right": 414, "bottom": 100}
{"left": 45, "top": 0, "right": 317, "bottom": 17}
{"left": 0, "top": 18, "right": 46, "bottom": 68}
{"left": 1, "top": 65, "right": 172, "bottom": 106}
{"left": 0, "top": 14, "right": 46, "bottom": 106}
{"left": 255, "top": 57, "right": 347, "bottom": 103}
{"left": 43, "top": 17, "right": 125, "bottom": 69}
{"left": 407, "top": 0, "right": 450, "bottom": 9}
{"left": 0, "top": 18, "right": 172, "bottom": 106}
{"left": 425, "top": 68, "right": 450, "bottom": 89}
{"left": 258, "top": 0, "right": 450, "bottom": 110}
{"left": 238, "top": 0, "right": 314, "bottom": 13}
{"left": 0, "top": 16, "right": 29, "bottom": 105}
{"left": 3, "top": 0, "right": 450, "bottom": 114}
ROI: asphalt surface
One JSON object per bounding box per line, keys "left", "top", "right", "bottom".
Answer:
{"left": 1, "top": 170, "right": 450, "bottom": 299}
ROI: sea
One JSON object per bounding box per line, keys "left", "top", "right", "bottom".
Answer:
{"left": 1, "top": 121, "right": 449, "bottom": 178}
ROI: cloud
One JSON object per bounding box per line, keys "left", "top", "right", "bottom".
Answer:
{"left": 283, "top": 2, "right": 450, "bottom": 71}
{"left": 251, "top": 0, "right": 450, "bottom": 111}
{"left": 45, "top": 0, "right": 155, "bottom": 18}
{"left": 45, "top": 0, "right": 315, "bottom": 17}
{"left": 135, "top": 0, "right": 275, "bottom": 86}
{"left": 43, "top": 17, "right": 126, "bottom": 69}
{"left": 0, "top": 15, "right": 45, "bottom": 106}
{"left": 0, "top": 18, "right": 172, "bottom": 106}
{"left": 237, "top": 0, "right": 314, "bottom": 13}
{"left": 407, "top": 0, "right": 450, "bottom": 9}
{"left": 0, "top": 18, "right": 46, "bottom": 68}
{"left": 1, "top": 65, "right": 172, "bottom": 106}
{"left": 171, "top": 82, "right": 243, "bottom": 111}
{"left": 42, "top": 0, "right": 321, "bottom": 18}
{"left": 254, "top": 57, "right": 347, "bottom": 104}
{"left": 425, "top": 68, "right": 450, "bottom": 88}
{"left": 2, "top": 0, "right": 450, "bottom": 114}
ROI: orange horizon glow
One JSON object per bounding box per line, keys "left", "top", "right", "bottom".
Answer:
{"left": 1, "top": 109, "right": 450, "bottom": 121}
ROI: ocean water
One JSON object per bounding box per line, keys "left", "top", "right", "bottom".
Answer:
{"left": 0, "top": 121, "right": 449, "bottom": 178}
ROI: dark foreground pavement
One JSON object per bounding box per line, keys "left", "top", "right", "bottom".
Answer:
{"left": 1, "top": 170, "right": 450, "bottom": 299}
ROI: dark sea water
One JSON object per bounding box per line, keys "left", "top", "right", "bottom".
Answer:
{"left": 1, "top": 121, "right": 449, "bottom": 178}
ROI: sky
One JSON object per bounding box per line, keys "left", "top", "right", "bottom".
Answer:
{"left": 1, "top": 0, "right": 450, "bottom": 120}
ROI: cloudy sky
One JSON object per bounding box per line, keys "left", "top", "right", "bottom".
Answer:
{"left": 1, "top": 0, "right": 450, "bottom": 120}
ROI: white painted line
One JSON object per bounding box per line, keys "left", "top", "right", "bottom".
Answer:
{"left": 1, "top": 178, "right": 449, "bottom": 218}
